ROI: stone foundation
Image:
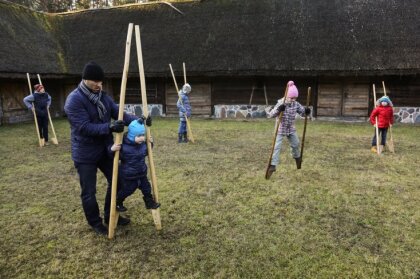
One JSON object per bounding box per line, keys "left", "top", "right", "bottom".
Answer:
{"left": 124, "top": 104, "right": 164, "bottom": 117}
{"left": 214, "top": 104, "right": 314, "bottom": 119}
{"left": 394, "top": 107, "right": 420, "bottom": 123}
{"left": 214, "top": 105, "right": 268, "bottom": 118}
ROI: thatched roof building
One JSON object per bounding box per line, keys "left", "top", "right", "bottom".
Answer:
{"left": 0, "top": 0, "right": 419, "bottom": 123}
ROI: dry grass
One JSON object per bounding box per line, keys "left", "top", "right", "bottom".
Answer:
{"left": 0, "top": 118, "right": 419, "bottom": 278}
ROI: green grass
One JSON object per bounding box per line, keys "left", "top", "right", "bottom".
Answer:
{"left": 0, "top": 118, "right": 419, "bottom": 278}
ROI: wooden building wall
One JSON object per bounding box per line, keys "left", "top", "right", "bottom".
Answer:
{"left": 165, "top": 78, "right": 212, "bottom": 117}
{"left": 1, "top": 75, "right": 419, "bottom": 124}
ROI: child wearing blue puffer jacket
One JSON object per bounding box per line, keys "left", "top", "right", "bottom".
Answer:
{"left": 176, "top": 83, "right": 192, "bottom": 143}
{"left": 111, "top": 119, "right": 160, "bottom": 212}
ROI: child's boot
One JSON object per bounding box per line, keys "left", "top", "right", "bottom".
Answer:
{"left": 143, "top": 195, "right": 161, "bottom": 209}
{"left": 265, "top": 165, "right": 276, "bottom": 179}
{"left": 178, "top": 133, "right": 183, "bottom": 143}
{"left": 371, "top": 146, "right": 377, "bottom": 153}
{"left": 116, "top": 199, "right": 127, "bottom": 212}
{"left": 295, "top": 157, "right": 302, "bottom": 169}
{"left": 183, "top": 132, "right": 189, "bottom": 143}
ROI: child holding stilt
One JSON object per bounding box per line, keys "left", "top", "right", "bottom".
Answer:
{"left": 369, "top": 96, "right": 394, "bottom": 152}
{"left": 266, "top": 81, "right": 310, "bottom": 178}
{"left": 23, "top": 84, "right": 51, "bottom": 145}
{"left": 177, "top": 83, "right": 192, "bottom": 143}
{"left": 110, "top": 119, "right": 160, "bottom": 212}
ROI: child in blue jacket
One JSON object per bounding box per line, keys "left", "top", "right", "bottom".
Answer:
{"left": 111, "top": 119, "right": 160, "bottom": 212}
{"left": 176, "top": 83, "right": 192, "bottom": 143}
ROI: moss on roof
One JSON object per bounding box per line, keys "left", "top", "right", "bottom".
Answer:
{"left": 1, "top": 0, "right": 419, "bottom": 77}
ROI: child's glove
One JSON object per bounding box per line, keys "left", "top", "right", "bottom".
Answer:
{"left": 111, "top": 143, "right": 121, "bottom": 152}
{"left": 139, "top": 116, "right": 152, "bottom": 127}
{"left": 109, "top": 120, "right": 124, "bottom": 133}
{"left": 305, "top": 107, "right": 311, "bottom": 115}
{"left": 277, "top": 104, "right": 286, "bottom": 113}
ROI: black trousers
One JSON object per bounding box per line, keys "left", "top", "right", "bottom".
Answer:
{"left": 74, "top": 156, "right": 119, "bottom": 227}
{"left": 118, "top": 176, "right": 152, "bottom": 202}
{"left": 36, "top": 114, "right": 48, "bottom": 142}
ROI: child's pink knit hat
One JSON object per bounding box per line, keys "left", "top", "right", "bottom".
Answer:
{"left": 287, "top": 81, "right": 299, "bottom": 98}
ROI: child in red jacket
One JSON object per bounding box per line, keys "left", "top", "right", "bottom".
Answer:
{"left": 370, "top": 96, "right": 394, "bottom": 152}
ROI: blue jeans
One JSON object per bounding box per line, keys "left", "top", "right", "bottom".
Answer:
{"left": 118, "top": 176, "right": 152, "bottom": 201}
{"left": 372, "top": 128, "right": 388, "bottom": 146}
{"left": 178, "top": 120, "right": 187, "bottom": 134}
{"left": 74, "top": 156, "right": 119, "bottom": 227}
{"left": 271, "top": 132, "right": 300, "bottom": 166}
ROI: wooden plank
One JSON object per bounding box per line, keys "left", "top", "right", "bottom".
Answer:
{"left": 318, "top": 83, "right": 341, "bottom": 116}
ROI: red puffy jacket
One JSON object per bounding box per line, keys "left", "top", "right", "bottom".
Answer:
{"left": 370, "top": 106, "right": 394, "bottom": 128}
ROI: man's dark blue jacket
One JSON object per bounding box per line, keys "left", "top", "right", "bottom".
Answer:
{"left": 64, "top": 87, "right": 136, "bottom": 163}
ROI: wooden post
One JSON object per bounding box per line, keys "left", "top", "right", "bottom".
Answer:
{"left": 382, "top": 81, "right": 395, "bottom": 153}
{"left": 135, "top": 25, "right": 162, "bottom": 230}
{"left": 248, "top": 85, "right": 255, "bottom": 105}
{"left": 265, "top": 83, "right": 289, "bottom": 179}
{"left": 298, "top": 87, "right": 311, "bottom": 169}
{"left": 37, "top": 74, "right": 58, "bottom": 145}
{"left": 372, "top": 84, "right": 381, "bottom": 155}
{"left": 169, "top": 64, "right": 195, "bottom": 143}
{"left": 26, "top": 73, "right": 44, "bottom": 147}
{"left": 108, "top": 23, "right": 134, "bottom": 239}
{"left": 263, "top": 84, "right": 268, "bottom": 106}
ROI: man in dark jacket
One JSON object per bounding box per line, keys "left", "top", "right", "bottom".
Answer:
{"left": 64, "top": 61, "right": 150, "bottom": 235}
{"left": 23, "top": 84, "right": 51, "bottom": 145}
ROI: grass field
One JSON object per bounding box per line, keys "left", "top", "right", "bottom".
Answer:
{"left": 0, "top": 118, "right": 419, "bottom": 278}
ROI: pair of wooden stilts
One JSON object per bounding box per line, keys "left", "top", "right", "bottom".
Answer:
{"left": 108, "top": 24, "right": 161, "bottom": 239}
{"left": 26, "top": 73, "right": 58, "bottom": 147}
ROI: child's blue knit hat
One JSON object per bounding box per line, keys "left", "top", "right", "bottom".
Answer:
{"left": 127, "top": 119, "right": 145, "bottom": 142}
{"left": 378, "top": 96, "right": 391, "bottom": 104}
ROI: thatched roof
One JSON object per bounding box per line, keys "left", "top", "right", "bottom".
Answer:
{"left": 1, "top": 0, "right": 419, "bottom": 78}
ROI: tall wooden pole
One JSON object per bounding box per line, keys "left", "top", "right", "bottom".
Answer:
{"left": 135, "top": 25, "right": 162, "bottom": 230}
{"left": 108, "top": 23, "right": 134, "bottom": 239}
{"left": 297, "top": 87, "right": 311, "bottom": 169}
{"left": 37, "top": 74, "right": 58, "bottom": 145}
{"left": 372, "top": 84, "right": 381, "bottom": 155}
{"left": 183, "top": 62, "right": 187, "bottom": 85}
{"left": 26, "top": 73, "right": 44, "bottom": 147}
{"left": 381, "top": 81, "right": 395, "bottom": 153}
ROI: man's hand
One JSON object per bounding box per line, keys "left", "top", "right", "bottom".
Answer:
{"left": 109, "top": 120, "right": 124, "bottom": 133}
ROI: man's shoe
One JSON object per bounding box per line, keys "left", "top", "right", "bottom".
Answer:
{"left": 92, "top": 224, "right": 107, "bottom": 235}
{"left": 265, "top": 165, "right": 276, "bottom": 179}
{"left": 105, "top": 216, "right": 131, "bottom": 226}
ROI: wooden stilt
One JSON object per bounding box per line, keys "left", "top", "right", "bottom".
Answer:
{"left": 135, "top": 25, "right": 162, "bottom": 230}
{"left": 372, "top": 84, "right": 381, "bottom": 155}
{"left": 108, "top": 23, "right": 134, "bottom": 239}
{"left": 382, "top": 81, "right": 395, "bottom": 153}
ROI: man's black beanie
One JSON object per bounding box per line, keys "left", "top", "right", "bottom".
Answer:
{"left": 82, "top": 61, "right": 104, "bottom": 81}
